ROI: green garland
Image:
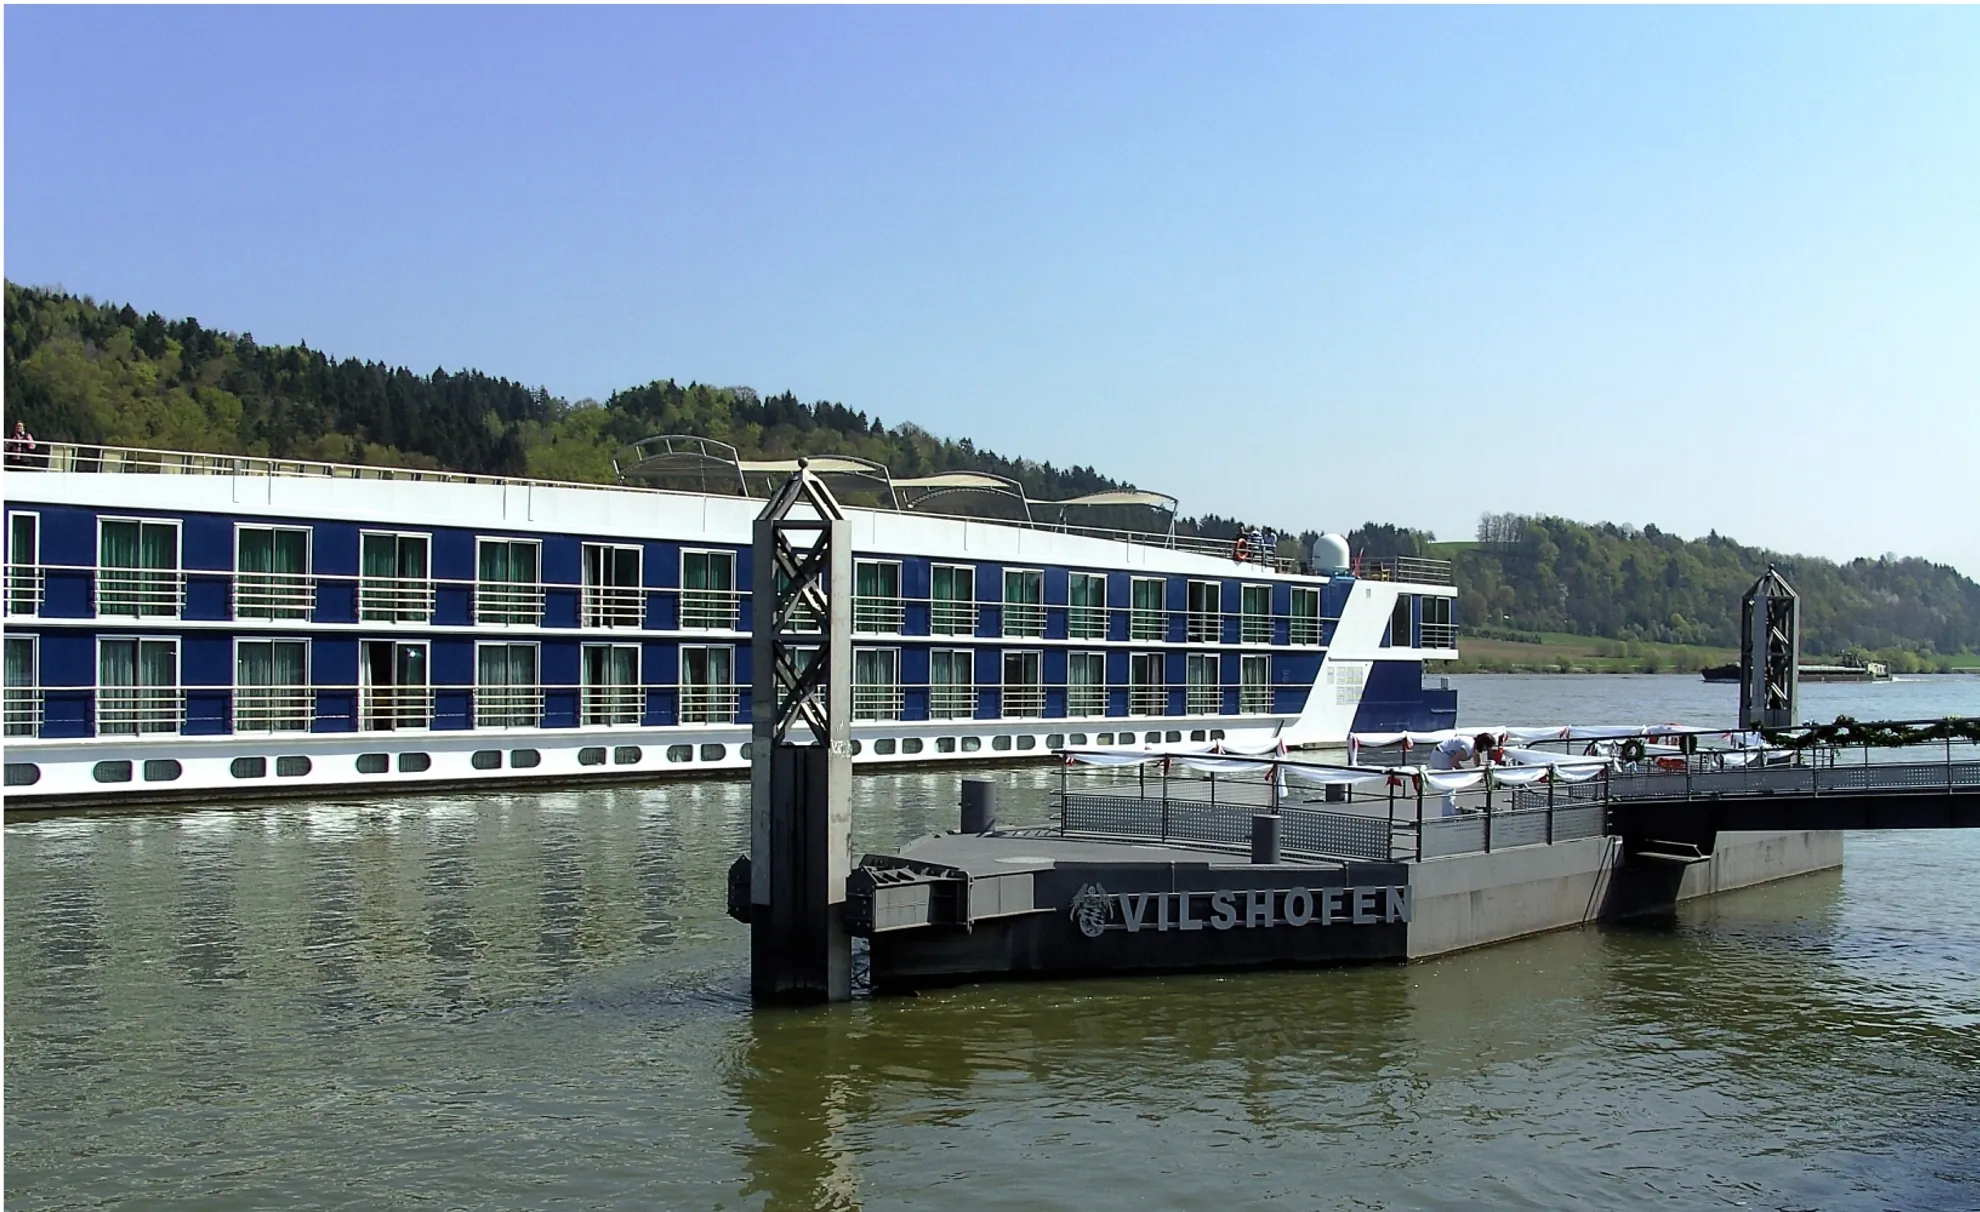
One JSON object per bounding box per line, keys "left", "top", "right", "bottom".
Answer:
{"left": 1760, "top": 715, "right": 1980, "bottom": 751}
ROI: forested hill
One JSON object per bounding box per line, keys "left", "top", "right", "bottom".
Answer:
{"left": 6, "top": 282, "right": 1977, "bottom": 663}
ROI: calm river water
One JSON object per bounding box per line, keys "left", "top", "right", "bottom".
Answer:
{"left": 7, "top": 675, "right": 1979, "bottom": 1210}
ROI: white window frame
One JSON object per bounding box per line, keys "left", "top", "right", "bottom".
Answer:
{"left": 1002, "top": 568, "right": 1045, "bottom": 639}
{"left": 475, "top": 640, "right": 543, "bottom": 729}
{"left": 234, "top": 522, "right": 315, "bottom": 622}
{"left": 679, "top": 643, "right": 737, "bottom": 724}
{"left": 96, "top": 634, "right": 182, "bottom": 737}
{"left": 930, "top": 563, "right": 978, "bottom": 637}
{"left": 1129, "top": 652, "right": 1166, "bottom": 717}
{"left": 581, "top": 641, "right": 643, "bottom": 726}
{"left": 1066, "top": 650, "right": 1107, "bottom": 718}
{"left": 929, "top": 648, "right": 975, "bottom": 720}
{"left": 1240, "top": 655, "right": 1271, "bottom": 715}
{"left": 4, "top": 632, "right": 40, "bottom": 738}
{"left": 1068, "top": 572, "right": 1107, "bottom": 640}
{"left": 475, "top": 536, "right": 544, "bottom": 627}
{"left": 1239, "top": 584, "right": 1272, "bottom": 644}
{"left": 359, "top": 529, "right": 433, "bottom": 624}
{"left": 360, "top": 638, "right": 432, "bottom": 731}
{"left": 234, "top": 636, "right": 314, "bottom": 734}
{"left": 1130, "top": 576, "right": 1166, "bottom": 642}
{"left": 1185, "top": 579, "right": 1220, "bottom": 643}
{"left": 1185, "top": 652, "right": 1220, "bottom": 716}
{"left": 582, "top": 542, "right": 645, "bottom": 629}
{"left": 680, "top": 548, "right": 738, "bottom": 632}
{"left": 7, "top": 510, "right": 41, "bottom": 619}
{"left": 96, "top": 515, "right": 183, "bottom": 620}
{"left": 854, "top": 559, "right": 904, "bottom": 635}
{"left": 1290, "top": 586, "right": 1322, "bottom": 646}
{"left": 853, "top": 646, "right": 902, "bottom": 721}
{"left": 1001, "top": 649, "right": 1043, "bottom": 719}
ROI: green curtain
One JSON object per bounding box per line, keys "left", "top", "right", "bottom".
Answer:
{"left": 1132, "top": 578, "right": 1163, "bottom": 639}
{"left": 100, "top": 521, "right": 139, "bottom": 615}
{"left": 361, "top": 534, "right": 395, "bottom": 621}
{"left": 139, "top": 639, "right": 175, "bottom": 732}
{"left": 139, "top": 523, "right": 175, "bottom": 617}
{"left": 8, "top": 514, "right": 36, "bottom": 616}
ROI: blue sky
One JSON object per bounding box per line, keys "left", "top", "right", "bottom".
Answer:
{"left": 7, "top": 7, "right": 1977, "bottom": 575}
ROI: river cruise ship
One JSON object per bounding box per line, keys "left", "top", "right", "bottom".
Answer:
{"left": 1, "top": 439, "right": 1459, "bottom": 806}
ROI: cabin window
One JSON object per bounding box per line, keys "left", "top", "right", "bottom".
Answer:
{"left": 936, "top": 737, "right": 956, "bottom": 753}
{"left": 874, "top": 738, "right": 897, "bottom": 756}
{"left": 5, "top": 762, "right": 41, "bottom": 786}
{"left": 510, "top": 749, "right": 542, "bottom": 769}
{"left": 578, "top": 746, "right": 607, "bottom": 767}
{"left": 359, "top": 531, "right": 431, "bottom": 622}
{"left": 853, "top": 648, "right": 900, "bottom": 721}
{"left": 356, "top": 753, "right": 390, "bottom": 774}
{"left": 960, "top": 736, "right": 982, "bottom": 753}
{"left": 700, "top": 743, "right": 725, "bottom": 762}
{"left": 397, "top": 752, "right": 432, "bottom": 773}
{"left": 1002, "top": 569, "right": 1044, "bottom": 638}
{"left": 680, "top": 550, "right": 736, "bottom": 630}
{"left": 582, "top": 543, "right": 644, "bottom": 628}
{"left": 900, "top": 738, "right": 923, "bottom": 755}
{"left": 143, "top": 759, "right": 182, "bottom": 782}
{"left": 98, "top": 636, "right": 180, "bottom": 736}
{"left": 1290, "top": 587, "right": 1321, "bottom": 646}
{"left": 472, "top": 750, "right": 503, "bottom": 770}
{"left": 992, "top": 735, "right": 1013, "bottom": 752}
{"left": 930, "top": 565, "right": 976, "bottom": 636}
{"left": 582, "top": 644, "right": 642, "bottom": 726}
{"left": 1390, "top": 596, "right": 1413, "bottom": 647}
{"left": 97, "top": 518, "right": 181, "bottom": 618}
{"left": 7, "top": 512, "right": 41, "bottom": 617}
{"left": 477, "top": 538, "right": 542, "bottom": 626}
{"left": 666, "top": 744, "right": 692, "bottom": 763}
{"left": 613, "top": 745, "right": 643, "bottom": 765}
{"left": 1068, "top": 573, "right": 1106, "bottom": 640}
{"left": 1129, "top": 653, "right": 1165, "bottom": 716}
{"left": 1241, "top": 584, "right": 1272, "bottom": 644}
{"left": 276, "top": 755, "right": 312, "bottom": 778}
{"left": 854, "top": 560, "right": 903, "bottom": 634}
{"left": 5, "top": 635, "right": 40, "bottom": 738}
{"left": 236, "top": 638, "right": 312, "bottom": 733}
{"left": 679, "top": 645, "right": 735, "bottom": 724}
{"left": 236, "top": 526, "right": 312, "bottom": 620}
{"left": 93, "top": 760, "right": 134, "bottom": 784}
{"left": 1421, "top": 596, "right": 1455, "bottom": 649}
{"left": 1017, "top": 735, "right": 1037, "bottom": 751}
{"left": 1067, "top": 652, "right": 1106, "bottom": 718}
{"left": 362, "top": 640, "right": 429, "bottom": 730}
{"left": 231, "top": 757, "right": 267, "bottom": 779}
{"left": 1240, "top": 655, "right": 1271, "bottom": 714}
{"left": 1001, "top": 650, "right": 1042, "bottom": 719}
{"left": 929, "top": 649, "right": 974, "bottom": 720}
{"left": 1186, "top": 580, "right": 1220, "bottom": 643}
{"left": 1130, "top": 578, "right": 1166, "bottom": 642}
{"left": 1068, "top": 733, "right": 1088, "bottom": 747}
{"left": 1185, "top": 653, "right": 1220, "bottom": 715}
{"left": 476, "top": 642, "right": 540, "bottom": 727}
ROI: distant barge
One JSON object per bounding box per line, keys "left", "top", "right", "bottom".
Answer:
{"left": 1702, "top": 661, "right": 1890, "bottom": 684}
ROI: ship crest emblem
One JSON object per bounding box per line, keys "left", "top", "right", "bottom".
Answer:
{"left": 1070, "top": 883, "right": 1112, "bottom": 938}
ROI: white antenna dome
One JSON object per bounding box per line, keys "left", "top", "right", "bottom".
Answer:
{"left": 1313, "top": 533, "right": 1351, "bottom": 574}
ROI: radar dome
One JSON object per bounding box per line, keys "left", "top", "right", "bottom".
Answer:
{"left": 1312, "top": 533, "right": 1351, "bottom": 574}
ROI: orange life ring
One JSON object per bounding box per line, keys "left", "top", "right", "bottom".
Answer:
{"left": 1233, "top": 535, "right": 1251, "bottom": 563}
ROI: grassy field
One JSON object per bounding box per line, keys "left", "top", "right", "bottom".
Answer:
{"left": 1442, "top": 631, "right": 1736, "bottom": 674}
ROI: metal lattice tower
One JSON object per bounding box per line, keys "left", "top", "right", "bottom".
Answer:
{"left": 745, "top": 461, "right": 854, "bottom": 1002}
{"left": 1739, "top": 565, "right": 1799, "bottom": 731}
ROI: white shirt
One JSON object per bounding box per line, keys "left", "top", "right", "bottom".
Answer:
{"left": 1429, "top": 736, "right": 1475, "bottom": 771}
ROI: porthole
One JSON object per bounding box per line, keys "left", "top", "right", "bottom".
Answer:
{"left": 5, "top": 762, "right": 41, "bottom": 787}
{"left": 1145, "top": 731, "right": 1162, "bottom": 744}
{"left": 740, "top": 743, "right": 753, "bottom": 760}
{"left": 578, "top": 747, "right": 607, "bottom": 767}
{"left": 1210, "top": 729, "right": 1226, "bottom": 740}
{"left": 614, "top": 746, "right": 643, "bottom": 765}
{"left": 1017, "top": 735, "right": 1036, "bottom": 751}
{"left": 992, "top": 735, "right": 1013, "bottom": 752}
{"left": 874, "top": 738, "right": 897, "bottom": 756}
{"left": 142, "top": 759, "right": 182, "bottom": 782}
{"left": 1046, "top": 734, "right": 1065, "bottom": 749}
{"left": 936, "top": 737, "right": 956, "bottom": 753}
{"left": 850, "top": 739, "right": 863, "bottom": 755}
{"left": 699, "top": 744, "right": 725, "bottom": 762}
{"left": 276, "top": 756, "right": 312, "bottom": 778}
{"left": 231, "top": 756, "right": 267, "bottom": 779}
{"left": 1069, "top": 734, "right": 1088, "bottom": 747}
{"left": 1096, "top": 733, "right": 1114, "bottom": 745}
{"left": 356, "top": 753, "right": 389, "bottom": 775}
{"left": 1190, "top": 730, "right": 1207, "bottom": 742}
{"left": 1165, "top": 730, "right": 1182, "bottom": 743}
{"left": 961, "top": 736, "right": 982, "bottom": 753}
{"left": 93, "top": 760, "right": 133, "bottom": 784}
{"left": 900, "top": 738, "right": 923, "bottom": 755}
{"left": 472, "top": 750, "right": 503, "bottom": 771}
{"left": 666, "top": 744, "right": 692, "bottom": 763}
{"left": 510, "top": 749, "right": 541, "bottom": 769}
{"left": 398, "top": 752, "right": 431, "bottom": 773}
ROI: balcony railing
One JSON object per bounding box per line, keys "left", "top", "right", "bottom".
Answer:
{"left": 929, "top": 686, "right": 976, "bottom": 720}
{"left": 6, "top": 565, "right": 43, "bottom": 617}
{"left": 1001, "top": 685, "right": 1045, "bottom": 719}
{"left": 1067, "top": 607, "right": 1107, "bottom": 640}
{"left": 1066, "top": 685, "right": 1108, "bottom": 718}
{"left": 679, "top": 685, "right": 740, "bottom": 725}
{"left": 234, "top": 573, "right": 316, "bottom": 620}
{"left": 581, "top": 684, "right": 645, "bottom": 726}
{"left": 1419, "top": 622, "right": 1458, "bottom": 649}
{"left": 359, "top": 579, "right": 434, "bottom": 623}
{"left": 1002, "top": 603, "right": 1045, "bottom": 639}
{"left": 582, "top": 586, "right": 645, "bottom": 629}
{"left": 474, "top": 687, "right": 545, "bottom": 728}
{"left": 1240, "top": 614, "right": 1273, "bottom": 644}
{"left": 95, "top": 569, "right": 184, "bottom": 618}
{"left": 476, "top": 583, "right": 546, "bottom": 626}
{"left": 4, "top": 689, "right": 43, "bottom": 738}
{"left": 930, "top": 601, "right": 978, "bottom": 637}
{"left": 96, "top": 686, "right": 184, "bottom": 735}
{"left": 680, "top": 590, "right": 742, "bottom": 631}
{"left": 361, "top": 687, "right": 434, "bottom": 731}
{"left": 1289, "top": 615, "right": 1322, "bottom": 646}
{"left": 1239, "top": 684, "right": 1273, "bottom": 714}
{"left": 1129, "top": 686, "right": 1168, "bottom": 716}
{"left": 1130, "top": 611, "right": 1165, "bottom": 642}
{"left": 854, "top": 596, "right": 906, "bottom": 635}
{"left": 853, "top": 685, "right": 904, "bottom": 722}
{"left": 233, "top": 687, "right": 317, "bottom": 734}
{"left": 1185, "top": 611, "right": 1219, "bottom": 643}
